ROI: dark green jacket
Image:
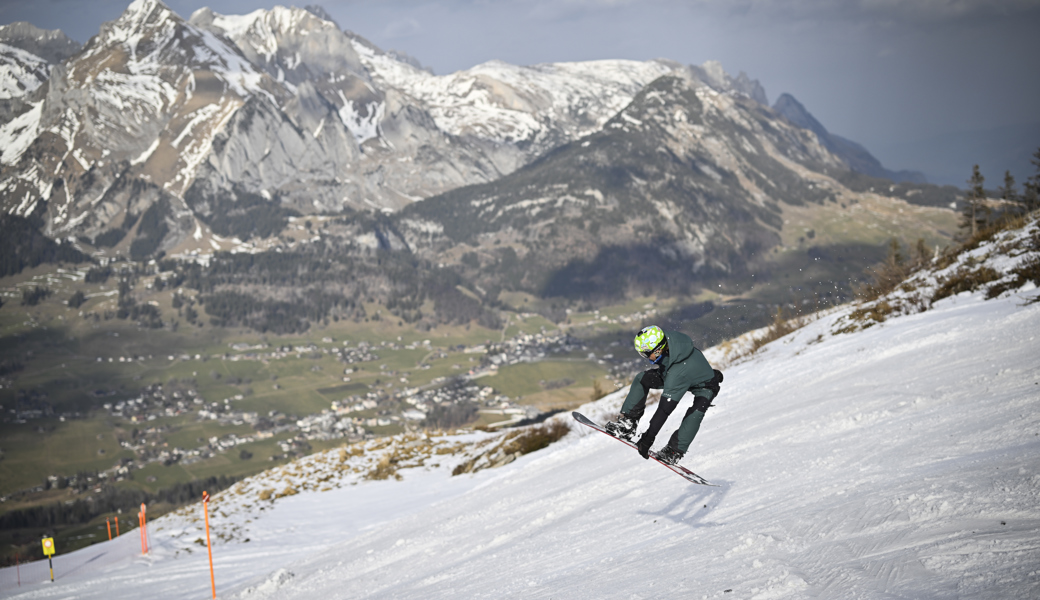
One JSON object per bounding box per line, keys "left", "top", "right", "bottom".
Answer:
{"left": 657, "top": 330, "right": 716, "bottom": 402}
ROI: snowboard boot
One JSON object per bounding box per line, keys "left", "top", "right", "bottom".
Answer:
{"left": 605, "top": 413, "right": 637, "bottom": 441}
{"left": 655, "top": 444, "right": 684, "bottom": 466}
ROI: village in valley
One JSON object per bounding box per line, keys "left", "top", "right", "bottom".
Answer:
{"left": 1, "top": 295, "right": 670, "bottom": 505}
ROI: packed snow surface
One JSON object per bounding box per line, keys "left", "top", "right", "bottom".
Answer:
{"left": 2, "top": 224, "right": 1039, "bottom": 599}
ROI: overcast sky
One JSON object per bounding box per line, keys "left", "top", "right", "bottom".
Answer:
{"left": 1, "top": 0, "right": 1038, "bottom": 185}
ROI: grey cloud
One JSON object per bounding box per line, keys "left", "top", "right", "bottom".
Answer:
{"left": 527, "top": 0, "right": 636, "bottom": 20}
{"left": 612, "top": 0, "right": 1040, "bottom": 25}
{"left": 856, "top": 0, "right": 1040, "bottom": 21}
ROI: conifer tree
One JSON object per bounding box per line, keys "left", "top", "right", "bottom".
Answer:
{"left": 962, "top": 164, "right": 988, "bottom": 238}
{"left": 998, "top": 170, "right": 1017, "bottom": 202}
{"left": 1024, "top": 147, "right": 1040, "bottom": 213}
{"left": 997, "top": 170, "right": 1023, "bottom": 216}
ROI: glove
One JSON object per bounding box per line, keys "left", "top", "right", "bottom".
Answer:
{"left": 641, "top": 368, "right": 664, "bottom": 389}
{"left": 705, "top": 369, "right": 723, "bottom": 398}
{"left": 636, "top": 433, "right": 655, "bottom": 459}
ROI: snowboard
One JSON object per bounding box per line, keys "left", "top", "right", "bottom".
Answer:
{"left": 571, "top": 411, "right": 717, "bottom": 486}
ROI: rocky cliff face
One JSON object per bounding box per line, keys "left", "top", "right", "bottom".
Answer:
{"left": 0, "top": 22, "right": 80, "bottom": 104}
{"left": 395, "top": 73, "right": 849, "bottom": 299}
{"left": 0, "top": 0, "right": 297, "bottom": 258}
{"left": 0, "top": 1, "right": 702, "bottom": 258}
{"left": 0, "top": 22, "right": 80, "bottom": 66}
{"left": 0, "top": 23, "right": 81, "bottom": 126}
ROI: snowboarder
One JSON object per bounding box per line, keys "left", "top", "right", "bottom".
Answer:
{"left": 605, "top": 325, "right": 722, "bottom": 465}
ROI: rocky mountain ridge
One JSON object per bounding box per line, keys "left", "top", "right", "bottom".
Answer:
{"left": 0, "top": 0, "right": 951, "bottom": 286}
{"left": 772, "top": 93, "right": 926, "bottom": 184}
{"left": 0, "top": 1, "right": 733, "bottom": 258}
{"left": 394, "top": 73, "right": 848, "bottom": 300}
{"left": 0, "top": 22, "right": 80, "bottom": 66}
{"left": 0, "top": 22, "right": 80, "bottom": 102}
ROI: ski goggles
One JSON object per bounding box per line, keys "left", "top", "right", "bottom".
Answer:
{"left": 640, "top": 342, "right": 666, "bottom": 363}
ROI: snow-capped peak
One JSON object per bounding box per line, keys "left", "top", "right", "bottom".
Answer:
{"left": 356, "top": 46, "right": 678, "bottom": 145}
{"left": 125, "top": 0, "right": 170, "bottom": 21}
{"left": 191, "top": 7, "right": 298, "bottom": 61}
{"left": 74, "top": 0, "right": 275, "bottom": 103}
{"left": 97, "top": 0, "right": 178, "bottom": 48}
{"left": 199, "top": 5, "right": 337, "bottom": 44}
{"left": 190, "top": 5, "right": 366, "bottom": 85}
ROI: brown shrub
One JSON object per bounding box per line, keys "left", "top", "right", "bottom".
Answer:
{"left": 986, "top": 256, "right": 1040, "bottom": 300}
{"left": 452, "top": 420, "right": 570, "bottom": 476}
{"left": 502, "top": 420, "right": 570, "bottom": 456}
{"left": 275, "top": 486, "right": 298, "bottom": 498}
{"left": 367, "top": 453, "right": 402, "bottom": 481}
{"left": 846, "top": 300, "right": 897, "bottom": 326}
{"left": 961, "top": 213, "right": 1032, "bottom": 252}
{"left": 932, "top": 266, "right": 1002, "bottom": 302}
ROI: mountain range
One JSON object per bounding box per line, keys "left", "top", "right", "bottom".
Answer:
{"left": 0, "top": 0, "right": 959, "bottom": 315}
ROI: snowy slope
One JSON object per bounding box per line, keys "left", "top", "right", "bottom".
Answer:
{"left": 3, "top": 220, "right": 1038, "bottom": 599}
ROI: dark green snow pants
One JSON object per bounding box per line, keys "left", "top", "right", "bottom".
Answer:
{"left": 622, "top": 370, "right": 720, "bottom": 453}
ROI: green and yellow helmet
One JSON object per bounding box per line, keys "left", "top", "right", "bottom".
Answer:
{"left": 634, "top": 325, "right": 666, "bottom": 361}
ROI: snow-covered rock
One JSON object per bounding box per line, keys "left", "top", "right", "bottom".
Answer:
{"left": 0, "top": 22, "right": 79, "bottom": 101}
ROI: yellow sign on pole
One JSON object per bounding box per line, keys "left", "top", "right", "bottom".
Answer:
{"left": 41, "top": 537, "right": 55, "bottom": 557}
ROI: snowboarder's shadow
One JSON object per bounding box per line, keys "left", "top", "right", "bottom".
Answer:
{"left": 638, "top": 480, "right": 732, "bottom": 529}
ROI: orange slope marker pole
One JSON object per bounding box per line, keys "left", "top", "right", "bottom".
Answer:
{"left": 138, "top": 512, "right": 145, "bottom": 554}
{"left": 107, "top": 518, "right": 112, "bottom": 541}
{"left": 115, "top": 516, "right": 120, "bottom": 537}
{"left": 203, "top": 491, "right": 216, "bottom": 599}
{"left": 141, "top": 503, "right": 149, "bottom": 554}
